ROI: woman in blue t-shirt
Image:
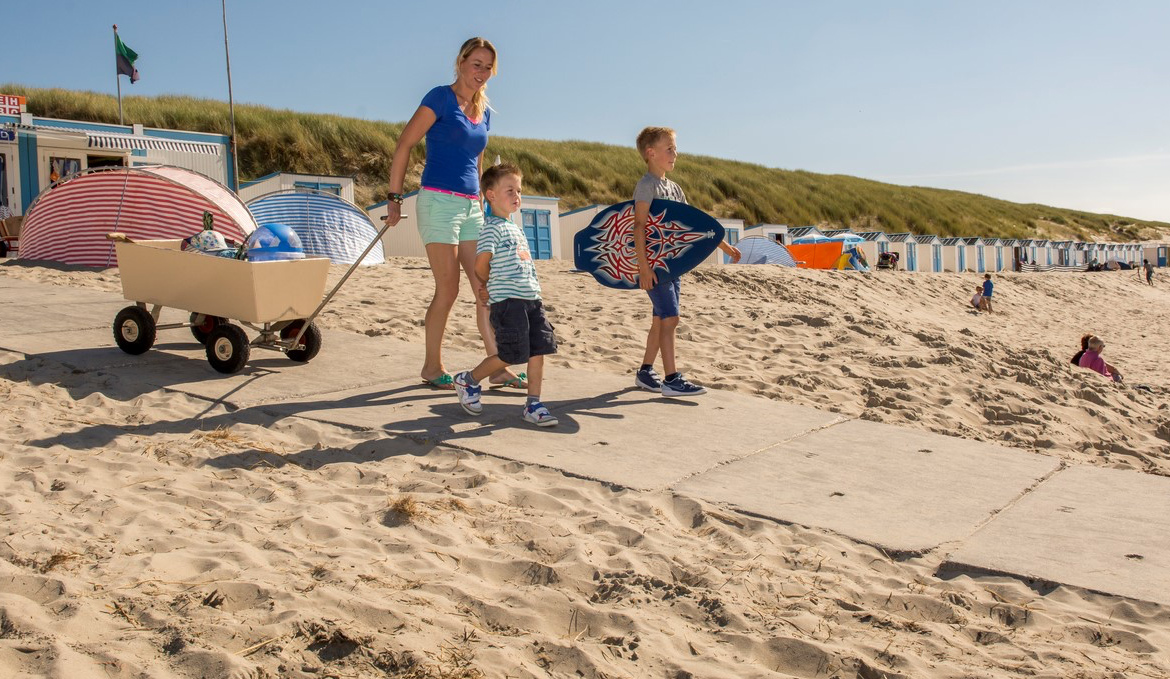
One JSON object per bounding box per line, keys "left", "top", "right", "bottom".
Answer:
{"left": 385, "top": 37, "right": 525, "bottom": 390}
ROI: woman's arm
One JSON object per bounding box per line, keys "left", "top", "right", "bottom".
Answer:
{"left": 385, "top": 106, "right": 438, "bottom": 225}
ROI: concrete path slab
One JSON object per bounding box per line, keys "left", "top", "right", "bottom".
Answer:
{"left": 942, "top": 466, "right": 1170, "bottom": 605}
{"left": 675, "top": 419, "right": 1061, "bottom": 555}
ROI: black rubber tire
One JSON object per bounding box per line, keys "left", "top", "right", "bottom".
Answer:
{"left": 205, "top": 324, "right": 250, "bottom": 374}
{"left": 189, "top": 313, "right": 225, "bottom": 345}
{"left": 113, "top": 306, "right": 156, "bottom": 355}
{"left": 281, "top": 320, "right": 322, "bottom": 363}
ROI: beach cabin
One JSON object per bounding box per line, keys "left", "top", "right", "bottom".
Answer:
{"left": 987, "top": 239, "right": 1007, "bottom": 272}
{"left": 368, "top": 192, "right": 561, "bottom": 260}
{"left": 940, "top": 237, "right": 971, "bottom": 272}
{"left": 856, "top": 231, "right": 890, "bottom": 266}
{"left": 743, "top": 223, "right": 789, "bottom": 244}
{"left": 556, "top": 204, "right": 605, "bottom": 261}
{"left": 715, "top": 218, "right": 744, "bottom": 264}
{"left": 1140, "top": 242, "right": 1166, "bottom": 267}
{"left": 1050, "top": 240, "right": 1074, "bottom": 266}
{"left": 884, "top": 233, "right": 918, "bottom": 271}
{"left": 961, "top": 238, "right": 987, "bottom": 273}
{"left": 913, "top": 234, "right": 943, "bottom": 272}
{"left": 238, "top": 172, "right": 355, "bottom": 203}
{"left": 1035, "top": 239, "right": 1054, "bottom": 266}
{"left": 786, "top": 226, "right": 827, "bottom": 243}
{"left": 0, "top": 97, "right": 233, "bottom": 217}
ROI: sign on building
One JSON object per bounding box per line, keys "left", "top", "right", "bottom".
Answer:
{"left": 0, "top": 94, "right": 28, "bottom": 116}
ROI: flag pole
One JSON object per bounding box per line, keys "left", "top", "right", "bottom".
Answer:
{"left": 221, "top": 0, "right": 240, "bottom": 192}
{"left": 114, "top": 24, "right": 123, "bottom": 125}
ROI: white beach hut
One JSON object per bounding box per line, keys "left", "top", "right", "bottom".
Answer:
{"left": 743, "top": 223, "right": 789, "bottom": 244}
{"left": 884, "top": 233, "right": 918, "bottom": 271}
{"left": 940, "top": 237, "right": 970, "bottom": 272}
{"left": 238, "top": 172, "right": 356, "bottom": 204}
{"left": 855, "top": 231, "right": 891, "bottom": 266}
{"left": 557, "top": 204, "right": 605, "bottom": 261}
{"left": 962, "top": 238, "right": 987, "bottom": 273}
{"left": 913, "top": 234, "right": 943, "bottom": 272}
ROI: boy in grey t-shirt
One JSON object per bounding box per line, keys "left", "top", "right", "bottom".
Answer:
{"left": 632, "top": 126, "right": 739, "bottom": 397}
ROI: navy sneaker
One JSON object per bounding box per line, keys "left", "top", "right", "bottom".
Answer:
{"left": 522, "top": 401, "right": 558, "bottom": 427}
{"left": 634, "top": 367, "right": 662, "bottom": 391}
{"left": 453, "top": 370, "right": 483, "bottom": 415}
{"left": 661, "top": 373, "right": 706, "bottom": 397}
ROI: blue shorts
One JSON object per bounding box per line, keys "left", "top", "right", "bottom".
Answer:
{"left": 646, "top": 276, "right": 681, "bottom": 318}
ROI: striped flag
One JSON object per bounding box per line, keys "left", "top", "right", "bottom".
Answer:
{"left": 115, "top": 33, "right": 139, "bottom": 83}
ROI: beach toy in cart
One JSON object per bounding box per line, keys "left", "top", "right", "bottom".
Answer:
{"left": 108, "top": 216, "right": 391, "bottom": 374}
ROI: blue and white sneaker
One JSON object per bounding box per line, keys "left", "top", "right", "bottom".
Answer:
{"left": 453, "top": 371, "right": 483, "bottom": 415}
{"left": 634, "top": 367, "right": 662, "bottom": 391}
{"left": 661, "top": 373, "right": 706, "bottom": 397}
{"left": 522, "top": 401, "right": 559, "bottom": 427}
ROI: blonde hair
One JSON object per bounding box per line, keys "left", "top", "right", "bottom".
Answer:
{"left": 636, "top": 126, "right": 675, "bottom": 160}
{"left": 1088, "top": 336, "right": 1105, "bottom": 352}
{"left": 455, "top": 37, "right": 497, "bottom": 121}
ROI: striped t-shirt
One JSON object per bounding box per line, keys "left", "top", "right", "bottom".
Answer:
{"left": 477, "top": 216, "right": 541, "bottom": 304}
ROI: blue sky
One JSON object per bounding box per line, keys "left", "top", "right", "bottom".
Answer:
{"left": 7, "top": 1, "right": 1169, "bottom": 222}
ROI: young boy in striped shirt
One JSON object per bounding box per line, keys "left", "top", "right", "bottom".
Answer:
{"left": 453, "top": 163, "right": 559, "bottom": 427}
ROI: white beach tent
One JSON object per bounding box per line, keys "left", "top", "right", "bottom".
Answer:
{"left": 247, "top": 189, "right": 384, "bottom": 266}
{"left": 734, "top": 235, "right": 797, "bottom": 266}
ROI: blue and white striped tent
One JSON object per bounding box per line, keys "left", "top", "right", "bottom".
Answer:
{"left": 246, "top": 189, "right": 384, "bottom": 266}
{"left": 734, "top": 235, "right": 797, "bottom": 267}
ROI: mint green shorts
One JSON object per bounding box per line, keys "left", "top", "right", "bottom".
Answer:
{"left": 416, "top": 189, "right": 484, "bottom": 245}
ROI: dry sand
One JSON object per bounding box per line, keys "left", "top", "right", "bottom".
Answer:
{"left": 2, "top": 259, "right": 1169, "bottom": 678}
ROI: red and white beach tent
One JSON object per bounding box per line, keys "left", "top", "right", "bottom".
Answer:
{"left": 19, "top": 166, "right": 258, "bottom": 267}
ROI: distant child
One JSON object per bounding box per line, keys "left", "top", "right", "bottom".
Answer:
{"left": 970, "top": 286, "right": 983, "bottom": 311}
{"left": 632, "top": 126, "right": 740, "bottom": 396}
{"left": 1143, "top": 259, "right": 1154, "bottom": 286}
{"left": 452, "top": 163, "right": 559, "bottom": 427}
{"left": 980, "top": 273, "right": 994, "bottom": 313}
{"left": 1077, "top": 335, "right": 1122, "bottom": 382}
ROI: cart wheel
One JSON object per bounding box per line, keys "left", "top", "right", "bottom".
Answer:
{"left": 281, "top": 320, "right": 322, "bottom": 362}
{"left": 189, "top": 313, "right": 225, "bottom": 344}
{"left": 113, "top": 306, "right": 156, "bottom": 355}
{"left": 205, "top": 324, "right": 251, "bottom": 374}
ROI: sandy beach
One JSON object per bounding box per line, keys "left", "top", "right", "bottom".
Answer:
{"left": 2, "top": 259, "right": 1169, "bottom": 678}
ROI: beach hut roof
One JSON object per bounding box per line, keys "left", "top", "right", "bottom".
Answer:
{"left": 822, "top": 228, "right": 852, "bottom": 237}
{"left": 913, "top": 234, "right": 941, "bottom": 245}
{"left": 961, "top": 237, "right": 984, "bottom": 245}
{"left": 885, "top": 233, "right": 912, "bottom": 242}
{"left": 856, "top": 231, "right": 890, "bottom": 241}
{"left": 786, "top": 226, "right": 824, "bottom": 239}
{"left": 246, "top": 189, "right": 384, "bottom": 266}
{"left": 19, "top": 165, "right": 256, "bottom": 267}
{"left": 940, "top": 237, "right": 965, "bottom": 246}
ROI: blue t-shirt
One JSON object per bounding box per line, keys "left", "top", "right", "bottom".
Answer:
{"left": 419, "top": 86, "right": 491, "bottom": 196}
{"left": 982, "top": 279, "right": 994, "bottom": 297}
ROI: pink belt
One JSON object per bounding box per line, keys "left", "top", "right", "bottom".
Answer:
{"left": 423, "top": 186, "right": 479, "bottom": 201}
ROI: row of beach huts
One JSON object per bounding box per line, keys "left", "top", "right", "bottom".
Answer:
{"left": 3, "top": 105, "right": 1166, "bottom": 272}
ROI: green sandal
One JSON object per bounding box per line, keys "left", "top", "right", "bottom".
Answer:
{"left": 489, "top": 372, "right": 527, "bottom": 390}
{"left": 420, "top": 373, "right": 455, "bottom": 390}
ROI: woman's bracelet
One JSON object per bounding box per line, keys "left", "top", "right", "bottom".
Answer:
{"left": 387, "top": 192, "right": 405, "bottom": 205}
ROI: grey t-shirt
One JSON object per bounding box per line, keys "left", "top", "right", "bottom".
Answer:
{"left": 633, "top": 173, "right": 687, "bottom": 205}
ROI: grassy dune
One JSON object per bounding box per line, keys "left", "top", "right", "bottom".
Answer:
{"left": 6, "top": 85, "right": 1167, "bottom": 241}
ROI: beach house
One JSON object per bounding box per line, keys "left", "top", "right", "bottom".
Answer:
{"left": 238, "top": 172, "right": 356, "bottom": 203}
{"left": 913, "top": 234, "right": 943, "bottom": 272}
{"left": 743, "top": 223, "right": 789, "bottom": 244}
{"left": 855, "top": 231, "right": 890, "bottom": 266}
{"left": 1, "top": 96, "right": 233, "bottom": 217}
{"left": 940, "top": 237, "right": 970, "bottom": 272}
{"left": 884, "top": 233, "right": 918, "bottom": 271}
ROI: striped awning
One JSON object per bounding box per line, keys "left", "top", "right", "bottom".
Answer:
{"left": 87, "top": 133, "right": 221, "bottom": 155}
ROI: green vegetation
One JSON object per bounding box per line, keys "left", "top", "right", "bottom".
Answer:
{"left": 6, "top": 85, "right": 1167, "bottom": 241}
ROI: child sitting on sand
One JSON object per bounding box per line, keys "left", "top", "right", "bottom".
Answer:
{"left": 453, "top": 163, "right": 559, "bottom": 426}
{"left": 1077, "top": 335, "right": 1123, "bottom": 382}
{"left": 631, "top": 126, "right": 740, "bottom": 396}
{"left": 970, "top": 286, "right": 983, "bottom": 311}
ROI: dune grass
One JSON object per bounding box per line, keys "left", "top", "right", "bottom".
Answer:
{"left": 5, "top": 85, "right": 1166, "bottom": 241}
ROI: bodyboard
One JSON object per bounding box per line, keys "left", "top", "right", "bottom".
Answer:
{"left": 573, "top": 199, "right": 724, "bottom": 289}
